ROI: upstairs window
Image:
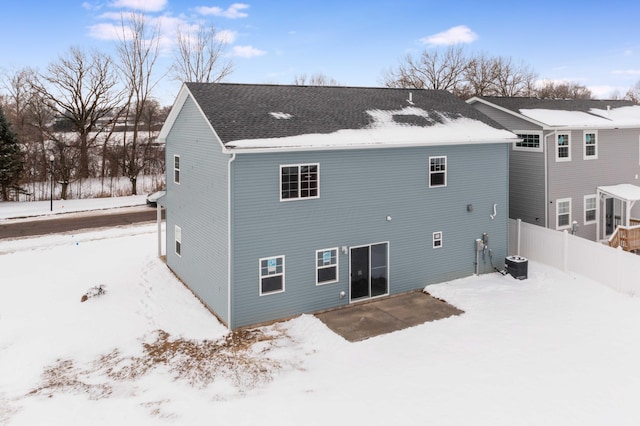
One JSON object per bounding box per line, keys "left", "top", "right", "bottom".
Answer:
{"left": 259, "top": 256, "right": 285, "bottom": 295}
{"left": 174, "top": 155, "right": 180, "bottom": 184}
{"left": 514, "top": 132, "right": 542, "bottom": 152}
{"left": 429, "top": 156, "right": 447, "bottom": 188}
{"left": 281, "top": 164, "right": 319, "bottom": 201}
{"left": 584, "top": 131, "right": 597, "bottom": 159}
{"left": 316, "top": 248, "right": 338, "bottom": 285}
{"left": 556, "top": 133, "right": 571, "bottom": 161}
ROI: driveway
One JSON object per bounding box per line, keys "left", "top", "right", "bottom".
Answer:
{"left": 315, "top": 290, "right": 463, "bottom": 342}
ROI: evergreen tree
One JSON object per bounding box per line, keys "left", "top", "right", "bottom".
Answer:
{"left": 0, "top": 106, "right": 24, "bottom": 200}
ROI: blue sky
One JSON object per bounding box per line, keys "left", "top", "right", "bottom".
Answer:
{"left": 3, "top": 0, "right": 640, "bottom": 105}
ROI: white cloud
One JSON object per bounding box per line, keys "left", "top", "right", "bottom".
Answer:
{"left": 231, "top": 45, "right": 266, "bottom": 58}
{"left": 588, "top": 85, "right": 623, "bottom": 99}
{"left": 216, "top": 30, "right": 237, "bottom": 44}
{"left": 196, "top": 3, "right": 249, "bottom": 19}
{"left": 109, "top": 0, "right": 167, "bottom": 12}
{"left": 420, "top": 25, "right": 478, "bottom": 46}
{"left": 88, "top": 22, "right": 121, "bottom": 40}
{"left": 612, "top": 69, "right": 640, "bottom": 76}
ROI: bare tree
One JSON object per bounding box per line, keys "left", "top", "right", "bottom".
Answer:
{"left": 624, "top": 81, "right": 640, "bottom": 103}
{"left": 31, "top": 47, "right": 122, "bottom": 180}
{"left": 292, "top": 73, "right": 340, "bottom": 86}
{"left": 116, "top": 12, "right": 162, "bottom": 195}
{"left": 382, "top": 46, "right": 469, "bottom": 91}
{"left": 460, "top": 54, "right": 498, "bottom": 99}
{"left": 536, "top": 80, "right": 593, "bottom": 99}
{"left": 490, "top": 57, "right": 537, "bottom": 97}
{"left": 172, "top": 24, "right": 233, "bottom": 83}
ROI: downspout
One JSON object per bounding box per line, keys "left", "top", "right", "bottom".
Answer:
{"left": 227, "top": 151, "right": 236, "bottom": 331}
{"left": 544, "top": 131, "right": 554, "bottom": 229}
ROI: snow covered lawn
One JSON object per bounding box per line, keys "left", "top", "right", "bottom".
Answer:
{"left": 2, "top": 224, "right": 640, "bottom": 425}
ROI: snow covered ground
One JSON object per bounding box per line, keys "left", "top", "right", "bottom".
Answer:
{"left": 0, "top": 195, "right": 147, "bottom": 220}
{"left": 2, "top": 201, "right": 640, "bottom": 425}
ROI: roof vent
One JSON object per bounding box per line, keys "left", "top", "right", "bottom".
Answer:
{"left": 407, "top": 92, "right": 414, "bottom": 105}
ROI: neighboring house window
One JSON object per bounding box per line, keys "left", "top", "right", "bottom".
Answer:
{"left": 316, "top": 248, "right": 338, "bottom": 285}
{"left": 556, "top": 198, "right": 572, "bottom": 229}
{"left": 433, "top": 232, "right": 443, "bottom": 248}
{"left": 174, "top": 155, "right": 180, "bottom": 184}
{"left": 514, "top": 132, "right": 542, "bottom": 152}
{"left": 175, "top": 225, "right": 182, "bottom": 257}
{"left": 556, "top": 133, "right": 571, "bottom": 161}
{"left": 280, "top": 164, "right": 319, "bottom": 200}
{"left": 584, "top": 195, "right": 597, "bottom": 224}
{"left": 259, "top": 256, "right": 285, "bottom": 295}
{"left": 429, "top": 156, "right": 447, "bottom": 187}
{"left": 584, "top": 131, "right": 597, "bottom": 159}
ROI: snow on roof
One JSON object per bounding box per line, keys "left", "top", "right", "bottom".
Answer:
{"left": 597, "top": 183, "right": 640, "bottom": 202}
{"left": 228, "top": 107, "right": 517, "bottom": 150}
{"left": 520, "top": 105, "right": 640, "bottom": 128}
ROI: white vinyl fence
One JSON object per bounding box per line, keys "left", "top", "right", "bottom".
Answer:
{"left": 509, "top": 219, "right": 640, "bottom": 296}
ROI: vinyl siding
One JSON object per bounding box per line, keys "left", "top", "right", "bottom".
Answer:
{"left": 164, "top": 96, "right": 230, "bottom": 324}
{"left": 229, "top": 144, "right": 509, "bottom": 328}
{"left": 547, "top": 128, "right": 640, "bottom": 240}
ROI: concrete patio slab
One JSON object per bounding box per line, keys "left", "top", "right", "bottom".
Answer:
{"left": 315, "top": 290, "right": 464, "bottom": 342}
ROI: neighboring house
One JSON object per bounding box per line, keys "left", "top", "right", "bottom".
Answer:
{"left": 158, "top": 83, "right": 517, "bottom": 329}
{"left": 467, "top": 96, "right": 640, "bottom": 243}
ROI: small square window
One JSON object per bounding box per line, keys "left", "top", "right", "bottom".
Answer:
{"left": 281, "top": 164, "right": 319, "bottom": 200}
{"left": 259, "top": 256, "right": 285, "bottom": 295}
{"left": 433, "top": 232, "right": 443, "bottom": 248}
{"left": 514, "top": 132, "right": 542, "bottom": 151}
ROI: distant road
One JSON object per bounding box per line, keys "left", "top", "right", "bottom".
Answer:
{"left": 0, "top": 206, "right": 159, "bottom": 240}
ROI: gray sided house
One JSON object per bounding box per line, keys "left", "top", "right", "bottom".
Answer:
{"left": 468, "top": 96, "right": 640, "bottom": 242}
{"left": 158, "top": 83, "right": 517, "bottom": 330}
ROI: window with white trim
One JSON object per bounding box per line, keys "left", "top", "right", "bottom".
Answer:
{"left": 556, "top": 198, "right": 572, "bottom": 229}
{"left": 259, "top": 256, "right": 285, "bottom": 295}
{"left": 514, "top": 131, "right": 542, "bottom": 152}
{"left": 173, "top": 155, "right": 180, "bottom": 184}
{"left": 429, "top": 156, "right": 447, "bottom": 188}
{"left": 432, "top": 231, "right": 443, "bottom": 248}
{"left": 280, "top": 164, "right": 319, "bottom": 200}
{"left": 556, "top": 133, "right": 571, "bottom": 161}
{"left": 584, "top": 195, "right": 597, "bottom": 224}
{"left": 584, "top": 131, "right": 597, "bottom": 159}
{"left": 175, "top": 225, "right": 182, "bottom": 257}
{"left": 316, "top": 248, "right": 338, "bottom": 285}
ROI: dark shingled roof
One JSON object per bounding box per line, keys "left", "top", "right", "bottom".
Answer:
{"left": 478, "top": 96, "right": 635, "bottom": 114}
{"left": 185, "top": 83, "right": 507, "bottom": 144}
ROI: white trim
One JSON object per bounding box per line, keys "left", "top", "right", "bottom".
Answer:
{"left": 428, "top": 156, "right": 447, "bottom": 188}
{"left": 432, "top": 231, "right": 443, "bottom": 248}
{"left": 513, "top": 130, "right": 543, "bottom": 152}
{"left": 583, "top": 130, "right": 598, "bottom": 160}
{"left": 227, "top": 152, "right": 235, "bottom": 330}
{"left": 173, "top": 154, "right": 181, "bottom": 184}
{"left": 174, "top": 225, "right": 182, "bottom": 257}
{"left": 556, "top": 198, "right": 572, "bottom": 230}
{"left": 279, "top": 163, "right": 320, "bottom": 201}
{"left": 259, "top": 255, "right": 285, "bottom": 296}
{"left": 315, "top": 247, "right": 339, "bottom": 285}
{"left": 555, "top": 132, "right": 571, "bottom": 162}
{"left": 465, "top": 97, "right": 550, "bottom": 129}
{"left": 584, "top": 194, "right": 597, "bottom": 225}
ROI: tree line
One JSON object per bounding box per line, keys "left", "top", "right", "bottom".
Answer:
{"left": 0, "top": 13, "right": 231, "bottom": 201}
{"left": 2, "top": 21, "right": 639, "bottom": 201}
